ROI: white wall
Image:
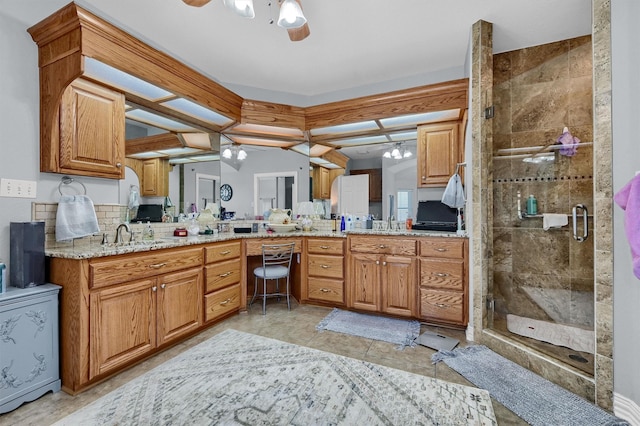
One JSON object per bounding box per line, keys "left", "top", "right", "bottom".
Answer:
{"left": 611, "top": 0, "right": 640, "bottom": 409}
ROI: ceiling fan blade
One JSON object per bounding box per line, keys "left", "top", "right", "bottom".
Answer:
{"left": 286, "top": 0, "right": 310, "bottom": 41}
{"left": 182, "top": 0, "right": 211, "bottom": 7}
{"left": 287, "top": 22, "right": 310, "bottom": 42}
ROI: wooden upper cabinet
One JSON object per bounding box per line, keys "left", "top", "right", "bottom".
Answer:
{"left": 312, "top": 166, "right": 331, "bottom": 199}
{"left": 141, "top": 158, "right": 169, "bottom": 197}
{"left": 417, "top": 122, "right": 461, "bottom": 187}
{"left": 54, "top": 79, "right": 125, "bottom": 179}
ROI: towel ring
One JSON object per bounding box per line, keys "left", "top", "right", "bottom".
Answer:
{"left": 58, "top": 176, "right": 87, "bottom": 196}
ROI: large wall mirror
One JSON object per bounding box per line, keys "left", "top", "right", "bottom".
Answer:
{"left": 220, "top": 145, "right": 309, "bottom": 220}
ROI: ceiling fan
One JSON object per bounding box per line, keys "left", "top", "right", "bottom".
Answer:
{"left": 182, "top": 0, "right": 310, "bottom": 42}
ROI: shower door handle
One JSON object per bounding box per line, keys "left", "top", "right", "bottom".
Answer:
{"left": 572, "top": 204, "right": 588, "bottom": 242}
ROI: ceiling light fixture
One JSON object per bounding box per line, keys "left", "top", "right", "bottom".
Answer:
{"left": 277, "top": 0, "right": 307, "bottom": 29}
{"left": 222, "top": 144, "right": 248, "bottom": 161}
{"left": 223, "top": 0, "right": 255, "bottom": 18}
{"left": 383, "top": 142, "right": 412, "bottom": 160}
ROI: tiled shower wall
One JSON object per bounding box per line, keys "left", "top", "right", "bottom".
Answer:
{"left": 491, "top": 35, "right": 595, "bottom": 325}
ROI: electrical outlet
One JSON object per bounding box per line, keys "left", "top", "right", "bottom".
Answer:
{"left": 0, "top": 178, "right": 37, "bottom": 199}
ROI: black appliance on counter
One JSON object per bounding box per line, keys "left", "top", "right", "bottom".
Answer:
{"left": 411, "top": 201, "right": 458, "bottom": 232}
{"left": 132, "top": 204, "right": 164, "bottom": 223}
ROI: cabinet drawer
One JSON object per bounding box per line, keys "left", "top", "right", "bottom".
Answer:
{"left": 419, "top": 258, "right": 464, "bottom": 291}
{"left": 349, "top": 236, "right": 416, "bottom": 256}
{"left": 205, "top": 241, "right": 241, "bottom": 264}
{"left": 204, "top": 284, "right": 240, "bottom": 322}
{"left": 308, "top": 254, "right": 343, "bottom": 279}
{"left": 90, "top": 247, "right": 203, "bottom": 289}
{"left": 307, "top": 277, "right": 344, "bottom": 304}
{"left": 245, "top": 238, "right": 302, "bottom": 256}
{"left": 419, "top": 238, "right": 465, "bottom": 259}
{"left": 205, "top": 259, "right": 241, "bottom": 293}
{"left": 307, "top": 238, "right": 344, "bottom": 255}
{"left": 420, "top": 289, "right": 465, "bottom": 325}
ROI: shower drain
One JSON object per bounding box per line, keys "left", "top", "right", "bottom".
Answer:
{"left": 568, "top": 354, "right": 589, "bottom": 363}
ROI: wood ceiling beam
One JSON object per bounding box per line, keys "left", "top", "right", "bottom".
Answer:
{"left": 241, "top": 99, "right": 306, "bottom": 130}
{"left": 304, "top": 79, "right": 469, "bottom": 130}
{"left": 125, "top": 133, "right": 182, "bottom": 156}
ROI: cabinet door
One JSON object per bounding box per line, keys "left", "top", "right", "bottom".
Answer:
{"left": 58, "top": 79, "right": 125, "bottom": 179}
{"left": 349, "top": 253, "right": 380, "bottom": 312}
{"left": 89, "top": 279, "right": 156, "bottom": 379}
{"left": 141, "top": 158, "right": 169, "bottom": 197}
{"left": 381, "top": 255, "right": 416, "bottom": 317}
{"left": 417, "top": 122, "right": 459, "bottom": 187}
{"left": 157, "top": 268, "right": 203, "bottom": 346}
{"left": 312, "top": 166, "right": 331, "bottom": 199}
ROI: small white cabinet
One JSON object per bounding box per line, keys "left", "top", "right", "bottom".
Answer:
{"left": 0, "top": 284, "right": 61, "bottom": 414}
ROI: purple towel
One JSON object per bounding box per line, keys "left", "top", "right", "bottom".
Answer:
{"left": 556, "top": 130, "right": 580, "bottom": 156}
{"left": 614, "top": 174, "right": 640, "bottom": 279}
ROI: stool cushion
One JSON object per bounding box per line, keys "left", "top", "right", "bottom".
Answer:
{"left": 254, "top": 265, "right": 289, "bottom": 279}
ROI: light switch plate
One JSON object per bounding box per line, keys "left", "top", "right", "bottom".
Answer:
{"left": 0, "top": 178, "right": 37, "bottom": 198}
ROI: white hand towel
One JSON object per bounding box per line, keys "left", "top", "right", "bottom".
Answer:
{"left": 441, "top": 173, "right": 465, "bottom": 208}
{"left": 56, "top": 195, "right": 100, "bottom": 241}
{"left": 542, "top": 213, "right": 568, "bottom": 230}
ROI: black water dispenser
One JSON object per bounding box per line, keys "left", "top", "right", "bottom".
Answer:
{"left": 10, "top": 221, "right": 45, "bottom": 288}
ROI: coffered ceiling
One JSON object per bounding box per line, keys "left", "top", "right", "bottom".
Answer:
{"left": 13, "top": 0, "right": 592, "bottom": 162}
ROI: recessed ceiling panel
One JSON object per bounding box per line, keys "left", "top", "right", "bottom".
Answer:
{"left": 162, "top": 98, "right": 233, "bottom": 126}
{"left": 84, "top": 58, "right": 172, "bottom": 100}
{"left": 310, "top": 121, "right": 379, "bottom": 136}
{"left": 329, "top": 135, "right": 389, "bottom": 147}
{"left": 230, "top": 123, "right": 304, "bottom": 137}
{"left": 126, "top": 110, "right": 197, "bottom": 132}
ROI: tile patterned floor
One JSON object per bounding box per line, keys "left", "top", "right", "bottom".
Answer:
{"left": 0, "top": 301, "right": 527, "bottom": 425}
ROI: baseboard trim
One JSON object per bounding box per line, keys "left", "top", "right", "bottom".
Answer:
{"left": 465, "top": 325, "right": 474, "bottom": 342}
{"left": 614, "top": 392, "right": 640, "bottom": 425}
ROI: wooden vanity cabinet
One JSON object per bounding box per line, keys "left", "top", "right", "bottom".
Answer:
{"left": 50, "top": 246, "right": 203, "bottom": 393}
{"left": 305, "top": 238, "right": 345, "bottom": 305}
{"left": 417, "top": 121, "right": 461, "bottom": 187}
{"left": 348, "top": 236, "right": 417, "bottom": 317}
{"left": 418, "top": 238, "right": 468, "bottom": 326}
{"left": 51, "top": 78, "right": 125, "bottom": 179}
{"left": 203, "top": 241, "right": 242, "bottom": 322}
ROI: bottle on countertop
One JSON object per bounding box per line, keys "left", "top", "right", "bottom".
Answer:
{"left": 143, "top": 222, "right": 154, "bottom": 240}
{"left": 340, "top": 215, "right": 346, "bottom": 233}
{"left": 526, "top": 194, "right": 538, "bottom": 215}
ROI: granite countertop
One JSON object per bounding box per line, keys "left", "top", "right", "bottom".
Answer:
{"left": 46, "top": 229, "right": 467, "bottom": 260}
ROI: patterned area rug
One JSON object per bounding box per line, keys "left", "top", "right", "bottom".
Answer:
{"left": 55, "top": 330, "right": 497, "bottom": 425}
{"left": 316, "top": 308, "right": 421, "bottom": 349}
{"left": 432, "top": 345, "right": 629, "bottom": 426}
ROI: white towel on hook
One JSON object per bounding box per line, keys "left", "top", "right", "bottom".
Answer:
{"left": 441, "top": 173, "right": 465, "bottom": 208}
{"left": 542, "top": 213, "right": 568, "bottom": 230}
{"left": 56, "top": 195, "right": 100, "bottom": 241}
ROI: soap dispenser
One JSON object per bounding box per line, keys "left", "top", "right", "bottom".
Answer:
{"left": 143, "top": 222, "right": 154, "bottom": 240}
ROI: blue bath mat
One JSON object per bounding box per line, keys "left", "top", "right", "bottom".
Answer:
{"left": 316, "top": 308, "right": 420, "bottom": 349}
{"left": 432, "top": 345, "right": 629, "bottom": 426}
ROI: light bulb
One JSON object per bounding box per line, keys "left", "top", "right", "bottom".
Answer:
{"left": 237, "top": 148, "right": 247, "bottom": 160}
{"left": 383, "top": 151, "right": 391, "bottom": 158}
{"left": 391, "top": 147, "right": 400, "bottom": 159}
{"left": 403, "top": 150, "right": 412, "bottom": 158}
{"left": 222, "top": 147, "right": 232, "bottom": 159}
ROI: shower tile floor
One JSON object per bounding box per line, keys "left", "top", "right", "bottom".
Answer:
{"left": 1, "top": 302, "right": 528, "bottom": 425}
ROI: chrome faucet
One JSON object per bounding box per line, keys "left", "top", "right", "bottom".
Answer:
{"left": 114, "top": 223, "right": 132, "bottom": 244}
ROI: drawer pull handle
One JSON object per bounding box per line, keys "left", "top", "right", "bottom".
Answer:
{"left": 378, "top": 245, "right": 386, "bottom": 249}
{"left": 149, "top": 263, "right": 167, "bottom": 269}
{"left": 219, "top": 272, "right": 232, "bottom": 277}
{"left": 320, "top": 265, "right": 330, "bottom": 269}
{"left": 219, "top": 298, "right": 232, "bottom": 306}
{"left": 434, "top": 273, "right": 449, "bottom": 277}
{"left": 435, "top": 303, "right": 450, "bottom": 309}
{"left": 320, "top": 245, "right": 329, "bottom": 249}
{"left": 219, "top": 250, "right": 231, "bottom": 255}
{"left": 320, "top": 288, "right": 330, "bottom": 293}
{"left": 435, "top": 248, "right": 448, "bottom": 252}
